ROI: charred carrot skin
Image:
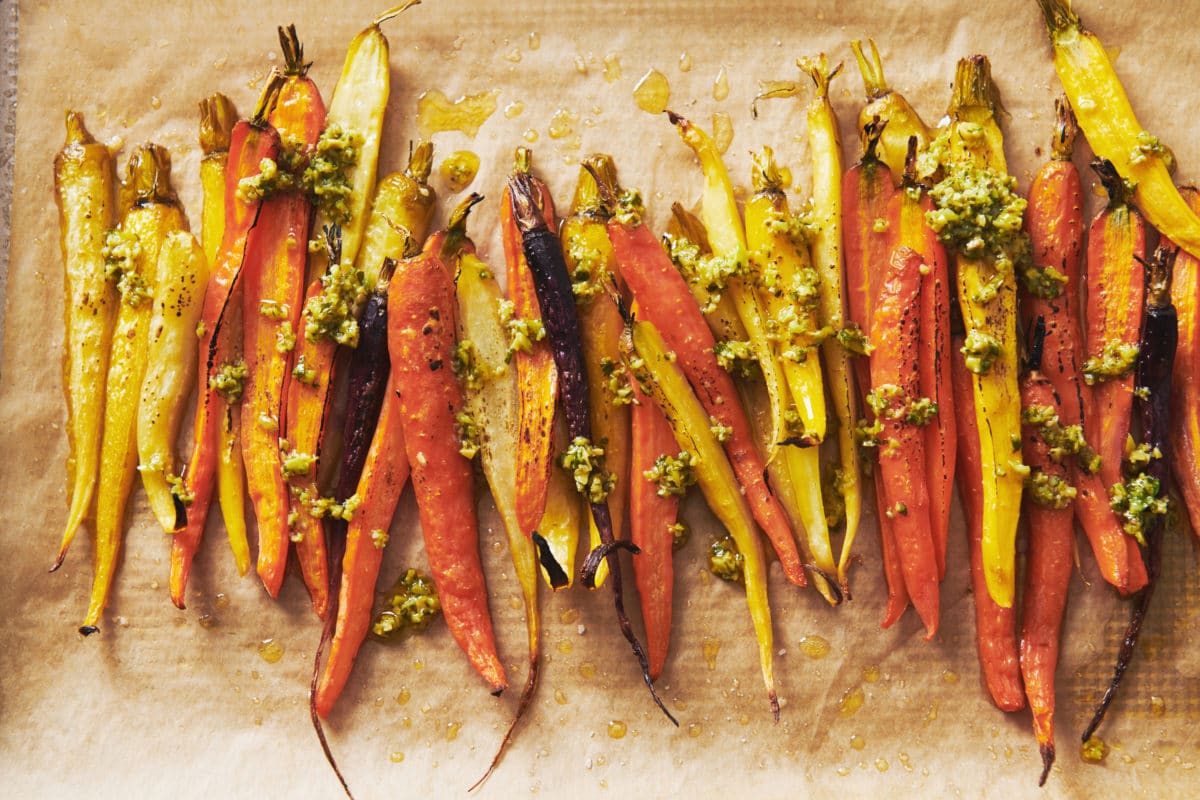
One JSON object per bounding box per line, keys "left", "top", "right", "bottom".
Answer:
{"left": 243, "top": 50, "right": 327, "bottom": 601}
{"left": 952, "top": 326, "right": 1024, "bottom": 711}
{"left": 314, "top": 373, "right": 409, "bottom": 717}
{"left": 629, "top": 371, "right": 681, "bottom": 681}
{"left": 1018, "top": 325, "right": 1075, "bottom": 788}
{"left": 172, "top": 109, "right": 281, "bottom": 608}
{"left": 1023, "top": 105, "right": 1135, "bottom": 591}
{"left": 388, "top": 234, "right": 505, "bottom": 693}
{"left": 502, "top": 149, "right": 560, "bottom": 542}
{"left": 883, "top": 166, "right": 954, "bottom": 581}
{"left": 606, "top": 208, "right": 808, "bottom": 588}
{"left": 1168, "top": 188, "right": 1200, "bottom": 539}
{"left": 867, "top": 246, "right": 939, "bottom": 638}
{"left": 1084, "top": 160, "right": 1147, "bottom": 593}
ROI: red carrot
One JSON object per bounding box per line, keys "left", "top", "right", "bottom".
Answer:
{"left": 388, "top": 231, "right": 505, "bottom": 693}
{"left": 866, "top": 246, "right": 938, "bottom": 638}
{"left": 629, "top": 371, "right": 682, "bottom": 681}
{"left": 1167, "top": 187, "right": 1200, "bottom": 541}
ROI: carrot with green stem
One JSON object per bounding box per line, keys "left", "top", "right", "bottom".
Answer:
{"left": 622, "top": 310, "right": 777, "bottom": 718}
{"left": 603, "top": 188, "right": 814, "bottom": 592}
{"left": 1022, "top": 101, "right": 1136, "bottom": 591}
{"left": 1019, "top": 317, "right": 1076, "bottom": 787}
{"left": 84, "top": 144, "right": 187, "bottom": 633}
{"left": 389, "top": 214, "right": 505, "bottom": 694}
{"left": 952, "top": 318, "right": 1024, "bottom": 711}
{"left": 849, "top": 38, "right": 932, "bottom": 182}
{"left": 863, "top": 246, "right": 939, "bottom": 638}
{"left": 888, "top": 141, "right": 955, "bottom": 580}
{"left": 510, "top": 172, "right": 675, "bottom": 724}
{"left": 242, "top": 35, "right": 327, "bottom": 600}
{"left": 927, "top": 55, "right": 1026, "bottom": 608}
{"left": 354, "top": 139, "right": 436, "bottom": 293}
{"left": 53, "top": 112, "right": 116, "bottom": 571}
{"left": 1083, "top": 159, "right": 1148, "bottom": 593}
{"left": 172, "top": 91, "right": 281, "bottom": 608}
{"left": 1167, "top": 188, "right": 1200, "bottom": 540}
{"left": 744, "top": 147, "right": 839, "bottom": 601}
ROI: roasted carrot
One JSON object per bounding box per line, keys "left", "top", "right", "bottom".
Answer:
{"left": 887, "top": 144, "right": 955, "bottom": 580}
{"left": 1037, "top": 0, "right": 1200, "bottom": 259}
{"left": 1167, "top": 188, "right": 1200, "bottom": 539}
{"left": 137, "top": 231, "right": 209, "bottom": 532}
{"left": 283, "top": 226, "right": 354, "bottom": 614}
{"left": 314, "top": 371, "right": 409, "bottom": 719}
{"left": 53, "top": 111, "right": 116, "bottom": 571}
{"left": 563, "top": 155, "right": 632, "bottom": 590}
{"left": 1018, "top": 317, "right": 1076, "bottom": 787}
{"left": 864, "top": 246, "right": 938, "bottom": 638}
{"left": 83, "top": 144, "right": 187, "bottom": 632}
{"left": 388, "top": 226, "right": 505, "bottom": 693}
{"left": 501, "top": 150, "right": 561, "bottom": 561}
{"left": 242, "top": 37, "right": 327, "bottom": 600}
{"left": 1022, "top": 102, "right": 1136, "bottom": 591}
{"left": 1082, "top": 246, "right": 1176, "bottom": 742}
{"left": 849, "top": 38, "right": 932, "bottom": 182}
{"left": 629, "top": 355, "right": 683, "bottom": 681}
{"left": 622, "top": 311, "right": 777, "bottom": 717}
{"left": 953, "top": 322, "right": 1023, "bottom": 711}
{"left": 663, "top": 201, "right": 750, "bottom": 349}
{"left": 354, "top": 139, "right": 436, "bottom": 292}
{"left": 450, "top": 199, "right": 543, "bottom": 787}
{"left": 606, "top": 193, "right": 808, "bottom": 589}
{"left": 1083, "top": 159, "right": 1148, "bottom": 593}
{"left": 928, "top": 55, "right": 1025, "bottom": 608}
{"left": 744, "top": 147, "right": 839, "bottom": 602}
{"left": 172, "top": 96, "right": 281, "bottom": 608}
{"left": 799, "top": 56, "right": 864, "bottom": 589}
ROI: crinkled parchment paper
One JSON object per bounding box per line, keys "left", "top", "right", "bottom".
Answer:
{"left": 3, "top": 1, "right": 1199, "bottom": 797}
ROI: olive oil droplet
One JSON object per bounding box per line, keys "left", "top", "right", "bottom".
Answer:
{"left": 397, "top": 687, "right": 411, "bottom": 705}
{"left": 678, "top": 52, "right": 692, "bottom": 72}
{"left": 548, "top": 109, "right": 577, "bottom": 140}
{"left": 603, "top": 54, "right": 622, "bottom": 83}
{"left": 439, "top": 151, "right": 480, "bottom": 193}
{"left": 554, "top": 688, "right": 569, "bottom": 705}
{"left": 713, "top": 66, "right": 730, "bottom": 101}
{"left": 528, "top": 32, "right": 541, "bottom": 50}
{"left": 839, "top": 686, "right": 864, "bottom": 717}
{"left": 702, "top": 636, "right": 721, "bottom": 670}
{"left": 862, "top": 665, "right": 881, "bottom": 683}
{"left": 687, "top": 723, "right": 703, "bottom": 738}
{"left": 416, "top": 89, "right": 500, "bottom": 139}
{"left": 504, "top": 101, "right": 525, "bottom": 119}
{"left": 579, "top": 661, "right": 597, "bottom": 680}
{"left": 257, "top": 638, "right": 284, "bottom": 663}
{"left": 446, "top": 721, "right": 461, "bottom": 741}
{"left": 850, "top": 734, "right": 866, "bottom": 751}
{"left": 633, "top": 69, "right": 670, "bottom": 115}
{"left": 560, "top": 607, "right": 580, "bottom": 624}
{"left": 390, "top": 751, "right": 406, "bottom": 763}
{"left": 607, "top": 720, "right": 627, "bottom": 739}
{"left": 799, "top": 634, "right": 830, "bottom": 659}
{"left": 523, "top": 129, "right": 539, "bottom": 143}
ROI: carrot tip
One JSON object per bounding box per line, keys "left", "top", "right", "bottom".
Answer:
{"left": 1038, "top": 743, "right": 1055, "bottom": 787}
{"left": 79, "top": 625, "right": 99, "bottom": 637}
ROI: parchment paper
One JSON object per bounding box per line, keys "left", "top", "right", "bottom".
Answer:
{"left": 4, "top": 1, "right": 1199, "bottom": 798}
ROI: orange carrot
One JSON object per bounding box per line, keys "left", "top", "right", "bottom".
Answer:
{"left": 873, "top": 476, "right": 909, "bottom": 628}
{"left": 1018, "top": 319, "right": 1075, "bottom": 787}
{"left": 502, "top": 149, "right": 560, "bottom": 546}
{"left": 1023, "top": 103, "right": 1137, "bottom": 592}
{"left": 242, "top": 35, "right": 326, "bottom": 592}
{"left": 1084, "top": 159, "right": 1148, "bottom": 594}
{"left": 887, "top": 149, "right": 955, "bottom": 580}
{"left": 629, "top": 370, "right": 681, "bottom": 681}
{"left": 866, "top": 246, "right": 938, "bottom": 638}
{"left": 315, "top": 373, "right": 409, "bottom": 717}
{"left": 171, "top": 97, "right": 281, "bottom": 608}
{"left": 388, "top": 231, "right": 505, "bottom": 692}
{"left": 953, "top": 325, "right": 1024, "bottom": 711}
{"left": 607, "top": 204, "right": 808, "bottom": 587}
